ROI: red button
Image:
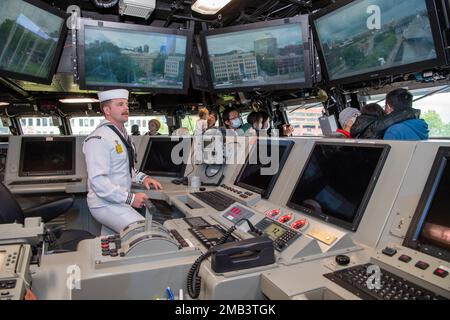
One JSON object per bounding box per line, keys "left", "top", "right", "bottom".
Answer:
{"left": 266, "top": 209, "right": 281, "bottom": 218}
{"left": 415, "top": 261, "right": 429, "bottom": 270}
{"left": 291, "top": 219, "right": 307, "bottom": 230}
{"left": 398, "top": 254, "right": 412, "bottom": 263}
{"left": 433, "top": 268, "right": 449, "bottom": 278}
{"left": 278, "top": 214, "right": 292, "bottom": 223}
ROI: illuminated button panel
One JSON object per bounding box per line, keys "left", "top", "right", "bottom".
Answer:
{"left": 265, "top": 209, "right": 309, "bottom": 231}
{"left": 222, "top": 204, "right": 255, "bottom": 224}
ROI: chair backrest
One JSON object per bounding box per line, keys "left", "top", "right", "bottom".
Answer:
{"left": 0, "top": 182, "right": 25, "bottom": 224}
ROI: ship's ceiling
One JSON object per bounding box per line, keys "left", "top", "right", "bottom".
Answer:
{"left": 0, "top": 0, "right": 333, "bottom": 107}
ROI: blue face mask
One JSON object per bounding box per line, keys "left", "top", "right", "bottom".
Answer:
{"left": 231, "top": 118, "right": 242, "bottom": 129}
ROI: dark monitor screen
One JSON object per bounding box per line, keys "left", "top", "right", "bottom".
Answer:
{"left": 19, "top": 137, "right": 76, "bottom": 176}
{"left": 202, "top": 16, "right": 312, "bottom": 92}
{"left": 140, "top": 137, "right": 191, "bottom": 178}
{"left": 78, "top": 19, "right": 193, "bottom": 93}
{"left": 311, "top": 0, "right": 446, "bottom": 85}
{"left": 404, "top": 147, "right": 450, "bottom": 262}
{"left": 235, "top": 139, "right": 294, "bottom": 199}
{"left": 0, "top": 0, "right": 67, "bottom": 84}
{"left": 287, "top": 142, "right": 390, "bottom": 231}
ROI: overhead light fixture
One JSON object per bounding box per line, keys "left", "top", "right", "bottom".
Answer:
{"left": 0, "top": 102, "right": 9, "bottom": 106}
{"left": 59, "top": 98, "right": 99, "bottom": 104}
{"left": 191, "top": 0, "right": 232, "bottom": 15}
{"left": 119, "top": 0, "right": 156, "bottom": 19}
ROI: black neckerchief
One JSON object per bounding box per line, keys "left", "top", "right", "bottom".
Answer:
{"left": 105, "top": 124, "right": 135, "bottom": 176}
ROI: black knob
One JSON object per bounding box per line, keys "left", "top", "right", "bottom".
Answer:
{"left": 335, "top": 255, "right": 350, "bottom": 266}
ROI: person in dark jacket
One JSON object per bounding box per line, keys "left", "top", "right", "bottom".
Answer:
{"left": 350, "top": 103, "right": 385, "bottom": 139}
{"left": 383, "top": 88, "right": 429, "bottom": 141}
{"left": 350, "top": 100, "right": 422, "bottom": 140}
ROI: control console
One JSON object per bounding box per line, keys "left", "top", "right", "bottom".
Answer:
{"left": 324, "top": 263, "right": 448, "bottom": 300}
{"left": 97, "top": 222, "right": 189, "bottom": 260}
{"left": 0, "top": 244, "right": 32, "bottom": 300}
{"left": 217, "top": 184, "right": 261, "bottom": 207}
{"left": 185, "top": 217, "right": 238, "bottom": 249}
{"left": 254, "top": 217, "right": 300, "bottom": 251}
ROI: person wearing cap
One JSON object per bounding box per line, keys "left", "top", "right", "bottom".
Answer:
{"left": 337, "top": 107, "right": 361, "bottom": 138}
{"left": 82, "top": 89, "right": 163, "bottom": 234}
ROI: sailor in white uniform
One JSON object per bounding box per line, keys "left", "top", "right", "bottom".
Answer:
{"left": 83, "top": 89, "right": 163, "bottom": 233}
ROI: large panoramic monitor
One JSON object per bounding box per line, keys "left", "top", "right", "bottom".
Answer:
{"left": 235, "top": 139, "right": 294, "bottom": 199}
{"left": 311, "top": 0, "right": 446, "bottom": 86}
{"left": 404, "top": 147, "right": 450, "bottom": 262}
{"left": 0, "top": 0, "right": 67, "bottom": 84}
{"left": 201, "top": 16, "right": 312, "bottom": 92}
{"left": 19, "top": 137, "right": 76, "bottom": 176}
{"left": 287, "top": 142, "right": 390, "bottom": 231}
{"left": 78, "top": 19, "right": 193, "bottom": 93}
{"left": 140, "top": 137, "right": 191, "bottom": 178}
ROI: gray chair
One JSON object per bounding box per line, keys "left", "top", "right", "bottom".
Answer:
{"left": 0, "top": 182, "right": 95, "bottom": 252}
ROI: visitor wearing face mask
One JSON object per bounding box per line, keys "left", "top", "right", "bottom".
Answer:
{"left": 222, "top": 107, "right": 244, "bottom": 135}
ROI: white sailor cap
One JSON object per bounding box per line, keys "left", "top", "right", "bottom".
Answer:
{"left": 97, "top": 89, "right": 129, "bottom": 102}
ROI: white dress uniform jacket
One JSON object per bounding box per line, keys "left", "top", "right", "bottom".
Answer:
{"left": 83, "top": 120, "right": 148, "bottom": 233}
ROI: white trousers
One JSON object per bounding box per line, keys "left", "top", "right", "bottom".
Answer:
{"left": 89, "top": 204, "right": 144, "bottom": 233}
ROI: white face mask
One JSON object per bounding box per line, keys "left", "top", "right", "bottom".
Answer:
{"left": 255, "top": 122, "right": 263, "bottom": 130}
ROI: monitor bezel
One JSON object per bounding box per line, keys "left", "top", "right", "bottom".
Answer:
{"left": 310, "top": 0, "right": 447, "bottom": 87}
{"left": 139, "top": 136, "right": 191, "bottom": 178}
{"left": 77, "top": 19, "right": 194, "bottom": 94}
{"left": 0, "top": 0, "right": 68, "bottom": 85}
{"left": 18, "top": 136, "right": 76, "bottom": 177}
{"left": 200, "top": 15, "right": 313, "bottom": 93}
{"left": 286, "top": 141, "right": 391, "bottom": 232}
{"left": 235, "top": 138, "right": 294, "bottom": 199}
{"left": 403, "top": 146, "right": 450, "bottom": 262}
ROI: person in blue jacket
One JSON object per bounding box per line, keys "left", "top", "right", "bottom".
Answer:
{"left": 383, "top": 88, "right": 429, "bottom": 141}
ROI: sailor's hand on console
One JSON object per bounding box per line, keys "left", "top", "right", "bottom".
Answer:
{"left": 143, "top": 177, "right": 163, "bottom": 191}
{"left": 131, "top": 193, "right": 149, "bottom": 208}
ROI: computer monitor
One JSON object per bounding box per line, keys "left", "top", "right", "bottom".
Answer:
{"left": 78, "top": 19, "right": 193, "bottom": 93}
{"left": 310, "top": 0, "right": 446, "bottom": 86}
{"left": 287, "top": 142, "right": 390, "bottom": 231}
{"left": 140, "top": 136, "right": 191, "bottom": 178}
{"left": 235, "top": 139, "right": 294, "bottom": 199}
{"left": 19, "top": 137, "right": 76, "bottom": 176}
{"left": 404, "top": 147, "right": 450, "bottom": 262}
{"left": 0, "top": 0, "right": 67, "bottom": 84}
{"left": 201, "top": 15, "right": 312, "bottom": 92}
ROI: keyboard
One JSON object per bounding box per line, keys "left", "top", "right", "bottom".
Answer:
{"left": 324, "top": 263, "right": 447, "bottom": 300}
{"left": 192, "top": 191, "right": 236, "bottom": 211}
{"left": 9, "top": 178, "right": 82, "bottom": 185}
